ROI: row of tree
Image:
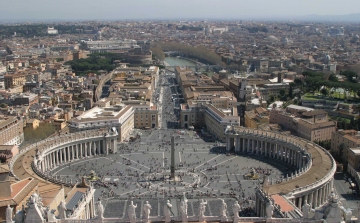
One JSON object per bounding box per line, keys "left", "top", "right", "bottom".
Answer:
{"left": 65, "top": 53, "right": 123, "bottom": 75}
{"left": 150, "top": 47, "right": 165, "bottom": 61}
{"left": 154, "top": 42, "right": 224, "bottom": 65}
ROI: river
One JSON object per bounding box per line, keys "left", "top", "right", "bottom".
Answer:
{"left": 163, "top": 57, "right": 210, "bottom": 73}
{"left": 164, "top": 57, "right": 197, "bottom": 70}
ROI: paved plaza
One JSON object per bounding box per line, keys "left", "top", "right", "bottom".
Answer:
{"left": 49, "top": 129, "right": 294, "bottom": 217}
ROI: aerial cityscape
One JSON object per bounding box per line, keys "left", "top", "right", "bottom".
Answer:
{"left": 1, "top": 1, "right": 360, "bottom": 223}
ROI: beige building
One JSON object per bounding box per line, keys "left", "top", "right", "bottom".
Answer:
{"left": 204, "top": 104, "right": 240, "bottom": 141}
{"left": 180, "top": 102, "right": 240, "bottom": 141}
{"left": 0, "top": 116, "right": 24, "bottom": 145}
{"left": 53, "top": 119, "right": 67, "bottom": 131}
{"left": 26, "top": 119, "right": 40, "bottom": 130}
{"left": 269, "top": 107, "right": 336, "bottom": 142}
{"left": 347, "top": 148, "right": 360, "bottom": 191}
{"left": 259, "top": 83, "right": 290, "bottom": 100}
{"left": 244, "top": 107, "right": 269, "bottom": 129}
{"left": 4, "top": 74, "right": 26, "bottom": 89}
{"left": 132, "top": 103, "right": 158, "bottom": 129}
{"left": 68, "top": 105, "right": 134, "bottom": 142}
{"left": 331, "top": 130, "right": 360, "bottom": 162}
{"left": 179, "top": 101, "right": 206, "bottom": 130}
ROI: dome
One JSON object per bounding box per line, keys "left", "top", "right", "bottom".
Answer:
{"left": 323, "top": 54, "right": 331, "bottom": 64}
{"left": 313, "top": 45, "right": 318, "bottom": 49}
{"left": 355, "top": 34, "right": 359, "bottom": 39}
{"left": 219, "top": 69, "right": 227, "bottom": 74}
{"left": 267, "top": 35, "right": 278, "bottom": 42}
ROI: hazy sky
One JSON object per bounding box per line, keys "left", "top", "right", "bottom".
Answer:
{"left": 1, "top": 0, "right": 360, "bottom": 21}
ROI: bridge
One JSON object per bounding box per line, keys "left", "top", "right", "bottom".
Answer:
{"left": 164, "top": 65, "right": 221, "bottom": 73}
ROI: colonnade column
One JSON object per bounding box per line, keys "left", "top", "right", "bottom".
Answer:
{"left": 235, "top": 137, "right": 240, "bottom": 152}
{"left": 226, "top": 137, "right": 231, "bottom": 152}
{"left": 44, "top": 156, "right": 47, "bottom": 171}
{"left": 71, "top": 145, "right": 75, "bottom": 160}
{"left": 308, "top": 192, "right": 313, "bottom": 208}
{"left": 67, "top": 146, "right": 72, "bottom": 162}
{"left": 60, "top": 148, "right": 63, "bottom": 164}
{"left": 252, "top": 139, "right": 255, "bottom": 153}
{"left": 314, "top": 189, "right": 318, "bottom": 208}
{"left": 241, "top": 138, "right": 245, "bottom": 152}
{"left": 41, "top": 160, "right": 45, "bottom": 172}
{"left": 52, "top": 153, "right": 55, "bottom": 168}
{"left": 264, "top": 142, "right": 268, "bottom": 156}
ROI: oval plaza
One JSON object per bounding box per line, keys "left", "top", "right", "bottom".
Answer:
{"left": 7, "top": 121, "right": 353, "bottom": 223}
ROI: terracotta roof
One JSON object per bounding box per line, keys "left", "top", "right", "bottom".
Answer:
{"left": 0, "top": 178, "right": 38, "bottom": 207}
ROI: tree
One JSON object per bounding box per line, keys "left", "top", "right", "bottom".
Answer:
{"left": 279, "top": 89, "right": 286, "bottom": 96}
{"left": 289, "top": 84, "right": 293, "bottom": 98}
{"left": 341, "top": 70, "right": 358, "bottom": 83}
{"left": 294, "top": 78, "right": 303, "bottom": 86}
{"left": 328, "top": 73, "right": 338, "bottom": 82}
{"left": 341, "top": 120, "right": 347, "bottom": 129}
{"left": 150, "top": 47, "right": 165, "bottom": 61}
{"left": 320, "top": 88, "right": 328, "bottom": 96}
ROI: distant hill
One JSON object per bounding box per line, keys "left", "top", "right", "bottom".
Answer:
{"left": 296, "top": 13, "right": 360, "bottom": 22}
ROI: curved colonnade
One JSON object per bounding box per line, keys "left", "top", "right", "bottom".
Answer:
{"left": 9, "top": 128, "right": 118, "bottom": 220}
{"left": 34, "top": 130, "right": 117, "bottom": 174}
{"left": 225, "top": 126, "right": 336, "bottom": 212}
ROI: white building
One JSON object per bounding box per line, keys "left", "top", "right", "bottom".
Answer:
{"left": 68, "top": 105, "right": 134, "bottom": 142}
{"left": 47, "top": 27, "right": 58, "bottom": 35}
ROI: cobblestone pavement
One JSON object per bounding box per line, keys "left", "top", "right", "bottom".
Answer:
{"left": 50, "top": 129, "right": 294, "bottom": 217}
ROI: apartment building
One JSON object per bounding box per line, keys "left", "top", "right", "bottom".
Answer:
{"left": 269, "top": 106, "right": 336, "bottom": 142}
{"left": 258, "top": 83, "right": 290, "bottom": 101}
{"left": 347, "top": 148, "right": 360, "bottom": 191}
{"left": 13, "top": 93, "right": 39, "bottom": 106}
{"left": 331, "top": 130, "right": 360, "bottom": 162}
{"left": 130, "top": 103, "right": 158, "bottom": 129}
{"left": 4, "top": 74, "right": 26, "bottom": 89}
{"left": 244, "top": 107, "right": 269, "bottom": 129}
{"left": 0, "top": 116, "right": 24, "bottom": 145}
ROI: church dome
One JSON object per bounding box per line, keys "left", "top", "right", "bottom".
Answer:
{"left": 267, "top": 35, "right": 278, "bottom": 42}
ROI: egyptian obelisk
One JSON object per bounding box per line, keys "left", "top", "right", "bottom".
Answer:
{"left": 170, "top": 136, "right": 175, "bottom": 179}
